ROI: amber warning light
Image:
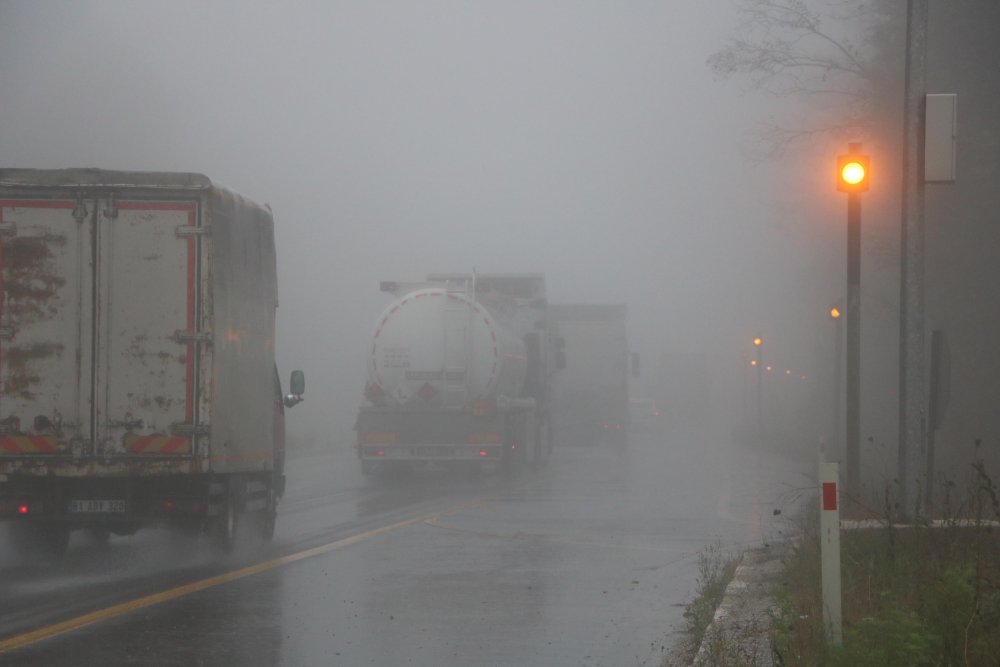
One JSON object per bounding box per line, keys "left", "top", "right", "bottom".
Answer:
{"left": 836, "top": 153, "right": 870, "bottom": 193}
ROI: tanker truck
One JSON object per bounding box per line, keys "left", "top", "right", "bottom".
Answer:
{"left": 356, "top": 274, "right": 562, "bottom": 474}
{"left": 0, "top": 168, "right": 304, "bottom": 558}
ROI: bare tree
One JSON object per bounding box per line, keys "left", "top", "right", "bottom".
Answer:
{"left": 708, "top": 0, "right": 899, "bottom": 156}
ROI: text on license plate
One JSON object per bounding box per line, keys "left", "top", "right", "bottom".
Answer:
{"left": 67, "top": 499, "right": 127, "bottom": 514}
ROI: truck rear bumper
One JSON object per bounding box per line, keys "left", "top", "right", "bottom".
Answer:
{"left": 0, "top": 474, "right": 212, "bottom": 526}
{"left": 359, "top": 443, "right": 506, "bottom": 462}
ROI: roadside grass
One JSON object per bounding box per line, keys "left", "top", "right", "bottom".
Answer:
{"left": 664, "top": 541, "right": 739, "bottom": 665}
{"left": 772, "top": 467, "right": 1000, "bottom": 666}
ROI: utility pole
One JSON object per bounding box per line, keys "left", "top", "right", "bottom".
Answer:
{"left": 899, "top": 0, "right": 928, "bottom": 521}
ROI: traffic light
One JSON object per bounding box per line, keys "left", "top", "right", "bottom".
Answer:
{"left": 830, "top": 306, "right": 841, "bottom": 319}
{"left": 837, "top": 152, "right": 870, "bottom": 192}
{"left": 753, "top": 336, "right": 762, "bottom": 347}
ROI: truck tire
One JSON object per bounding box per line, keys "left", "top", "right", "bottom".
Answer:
{"left": 212, "top": 482, "right": 242, "bottom": 554}
{"left": 8, "top": 522, "right": 70, "bottom": 563}
{"left": 257, "top": 490, "right": 277, "bottom": 542}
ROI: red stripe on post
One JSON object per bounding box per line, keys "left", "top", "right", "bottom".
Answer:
{"left": 822, "top": 482, "right": 838, "bottom": 511}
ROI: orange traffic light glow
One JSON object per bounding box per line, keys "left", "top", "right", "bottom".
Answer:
{"left": 836, "top": 152, "right": 870, "bottom": 192}
{"left": 840, "top": 161, "right": 866, "bottom": 185}
{"left": 753, "top": 336, "right": 762, "bottom": 347}
{"left": 830, "top": 306, "right": 841, "bottom": 319}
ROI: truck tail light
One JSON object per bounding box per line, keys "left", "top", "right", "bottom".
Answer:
{"left": 479, "top": 450, "right": 489, "bottom": 457}
{"left": 163, "top": 499, "right": 205, "bottom": 514}
{"left": 1, "top": 499, "right": 36, "bottom": 516}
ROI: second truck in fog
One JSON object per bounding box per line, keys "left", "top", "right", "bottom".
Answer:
{"left": 550, "top": 304, "right": 631, "bottom": 445}
{"left": 356, "top": 274, "right": 562, "bottom": 473}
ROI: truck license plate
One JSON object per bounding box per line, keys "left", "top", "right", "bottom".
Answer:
{"left": 67, "top": 499, "right": 127, "bottom": 514}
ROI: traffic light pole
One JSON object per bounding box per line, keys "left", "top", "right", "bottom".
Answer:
{"left": 846, "top": 185, "right": 861, "bottom": 501}
{"left": 755, "top": 345, "right": 763, "bottom": 431}
{"left": 832, "top": 311, "right": 843, "bottom": 459}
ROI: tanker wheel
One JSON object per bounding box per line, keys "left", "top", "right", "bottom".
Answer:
{"left": 535, "top": 419, "right": 553, "bottom": 465}
{"left": 529, "top": 419, "right": 542, "bottom": 466}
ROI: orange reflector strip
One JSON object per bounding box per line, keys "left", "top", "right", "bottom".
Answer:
{"left": 362, "top": 431, "right": 399, "bottom": 444}
{"left": 472, "top": 399, "right": 495, "bottom": 416}
{"left": 125, "top": 436, "right": 190, "bottom": 454}
{"left": 0, "top": 436, "right": 57, "bottom": 454}
{"left": 466, "top": 432, "right": 503, "bottom": 445}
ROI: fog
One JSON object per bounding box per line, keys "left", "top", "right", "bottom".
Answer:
{"left": 0, "top": 1, "right": 855, "bottom": 450}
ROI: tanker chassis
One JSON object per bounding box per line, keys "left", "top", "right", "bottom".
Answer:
{"left": 0, "top": 169, "right": 304, "bottom": 558}
{"left": 356, "top": 274, "right": 562, "bottom": 474}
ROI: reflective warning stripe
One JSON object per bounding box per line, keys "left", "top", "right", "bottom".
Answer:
{"left": 0, "top": 436, "right": 58, "bottom": 454}
{"left": 125, "top": 436, "right": 190, "bottom": 454}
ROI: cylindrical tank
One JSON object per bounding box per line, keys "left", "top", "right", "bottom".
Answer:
{"left": 367, "top": 288, "right": 527, "bottom": 407}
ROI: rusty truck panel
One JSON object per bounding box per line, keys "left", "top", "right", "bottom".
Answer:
{"left": 0, "top": 170, "right": 278, "bottom": 477}
{"left": 0, "top": 199, "right": 90, "bottom": 453}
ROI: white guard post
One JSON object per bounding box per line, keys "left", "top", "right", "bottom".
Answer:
{"left": 820, "top": 461, "right": 843, "bottom": 645}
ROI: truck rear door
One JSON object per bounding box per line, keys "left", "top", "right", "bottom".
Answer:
{"left": 0, "top": 196, "right": 203, "bottom": 458}
{"left": 0, "top": 199, "right": 90, "bottom": 453}
{"left": 95, "top": 199, "right": 200, "bottom": 456}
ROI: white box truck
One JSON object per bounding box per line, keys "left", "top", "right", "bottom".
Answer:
{"left": 0, "top": 169, "right": 303, "bottom": 558}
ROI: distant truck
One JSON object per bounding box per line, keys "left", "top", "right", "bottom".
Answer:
{"left": 356, "top": 274, "right": 562, "bottom": 474}
{"left": 0, "top": 169, "right": 303, "bottom": 558}
{"left": 550, "top": 304, "right": 631, "bottom": 445}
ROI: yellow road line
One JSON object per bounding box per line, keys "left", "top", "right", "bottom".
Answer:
{"left": 0, "top": 496, "right": 491, "bottom": 654}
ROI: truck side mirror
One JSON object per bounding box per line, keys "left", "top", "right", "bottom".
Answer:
{"left": 285, "top": 370, "right": 305, "bottom": 407}
{"left": 631, "top": 352, "right": 640, "bottom": 378}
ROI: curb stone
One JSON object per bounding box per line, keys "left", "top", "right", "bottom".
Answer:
{"left": 690, "top": 543, "right": 787, "bottom": 666}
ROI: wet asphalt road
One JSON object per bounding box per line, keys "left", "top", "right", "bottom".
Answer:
{"left": 0, "top": 427, "right": 812, "bottom": 666}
